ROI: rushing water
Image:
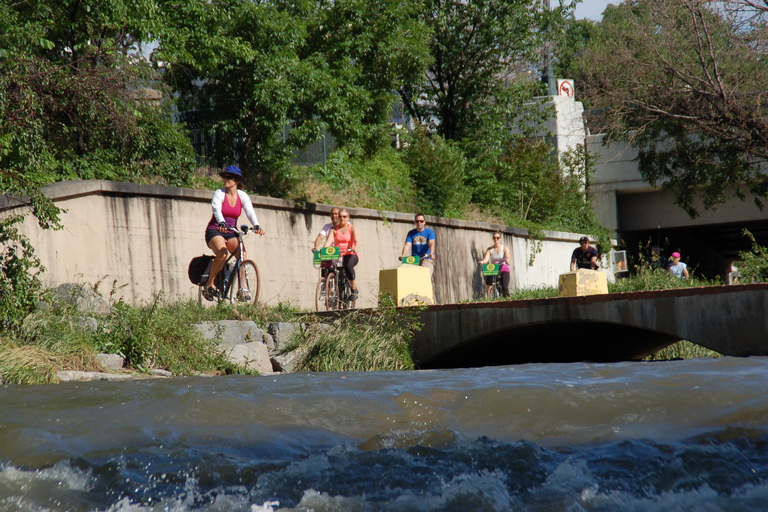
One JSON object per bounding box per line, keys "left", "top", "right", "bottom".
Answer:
{"left": 2, "top": 357, "right": 768, "bottom": 511}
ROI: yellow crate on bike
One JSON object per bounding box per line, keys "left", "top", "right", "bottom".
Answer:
{"left": 379, "top": 265, "right": 433, "bottom": 306}
{"left": 482, "top": 263, "right": 501, "bottom": 276}
{"left": 557, "top": 269, "right": 608, "bottom": 297}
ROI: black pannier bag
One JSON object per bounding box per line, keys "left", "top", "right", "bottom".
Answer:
{"left": 188, "top": 255, "right": 214, "bottom": 285}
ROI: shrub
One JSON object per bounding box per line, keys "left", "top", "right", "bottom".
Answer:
{"left": 402, "top": 126, "right": 467, "bottom": 218}
{"left": 295, "top": 308, "right": 418, "bottom": 372}
{"left": 737, "top": 229, "right": 768, "bottom": 283}
{"left": 0, "top": 216, "right": 46, "bottom": 332}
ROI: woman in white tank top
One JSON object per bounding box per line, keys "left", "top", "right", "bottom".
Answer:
{"left": 478, "top": 231, "right": 511, "bottom": 297}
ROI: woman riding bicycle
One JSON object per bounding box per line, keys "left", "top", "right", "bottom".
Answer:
{"left": 323, "top": 208, "right": 360, "bottom": 301}
{"left": 203, "top": 165, "right": 265, "bottom": 300}
{"left": 478, "top": 231, "right": 511, "bottom": 297}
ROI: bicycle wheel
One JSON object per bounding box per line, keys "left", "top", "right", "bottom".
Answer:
{"left": 228, "top": 260, "right": 260, "bottom": 305}
{"left": 315, "top": 276, "right": 328, "bottom": 312}
{"left": 325, "top": 272, "right": 340, "bottom": 310}
{"left": 489, "top": 277, "right": 500, "bottom": 300}
{"left": 341, "top": 278, "right": 355, "bottom": 309}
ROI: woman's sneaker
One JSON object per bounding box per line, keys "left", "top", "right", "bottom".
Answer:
{"left": 349, "top": 289, "right": 359, "bottom": 301}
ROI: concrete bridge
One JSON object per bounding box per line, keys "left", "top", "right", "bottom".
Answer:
{"left": 411, "top": 284, "right": 768, "bottom": 368}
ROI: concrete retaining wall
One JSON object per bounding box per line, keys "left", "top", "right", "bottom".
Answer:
{"left": 1, "top": 180, "right": 610, "bottom": 309}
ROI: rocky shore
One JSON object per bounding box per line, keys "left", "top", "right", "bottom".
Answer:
{"left": 45, "top": 283, "right": 317, "bottom": 383}
{"left": 57, "top": 319, "right": 314, "bottom": 383}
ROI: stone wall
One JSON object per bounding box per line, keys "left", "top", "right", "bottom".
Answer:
{"left": 1, "top": 180, "right": 610, "bottom": 308}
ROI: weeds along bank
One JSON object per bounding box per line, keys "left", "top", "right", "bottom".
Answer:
{"left": 0, "top": 180, "right": 608, "bottom": 309}
{"left": 0, "top": 290, "right": 418, "bottom": 385}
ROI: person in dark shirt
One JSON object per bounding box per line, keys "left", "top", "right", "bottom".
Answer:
{"left": 649, "top": 245, "right": 670, "bottom": 271}
{"left": 570, "top": 236, "right": 599, "bottom": 270}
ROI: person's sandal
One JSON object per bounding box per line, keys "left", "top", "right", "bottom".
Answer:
{"left": 202, "top": 286, "right": 217, "bottom": 301}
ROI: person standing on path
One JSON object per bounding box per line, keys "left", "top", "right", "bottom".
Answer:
{"left": 668, "top": 252, "right": 689, "bottom": 279}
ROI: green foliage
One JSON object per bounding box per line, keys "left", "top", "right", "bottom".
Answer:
{"left": 402, "top": 0, "right": 571, "bottom": 143}
{"left": 0, "top": 0, "right": 195, "bottom": 228}
{"left": 0, "top": 216, "right": 46, "bottom": 332}
{"left": 609, "top": 239, "right": 718, "bottom": 293}
{"left": 158, "top": 0, "right": 430, "bottom": 197}
{"left": 645, "top": 340, "right": 722, "bottom": 361}
{"left": 296, "top": 309, "right": 418, "bottom": 372}
{"left": 570, "top": 0, "right": 768, "bottom": 216}
{"left": 737, "top": 230, "right": 768, "bottom": 283}
{"left": 401, "top": 127, "right": 467, "bottom": 217}
{"left": 298, "top": 144, "right": 417, "bottom": 212}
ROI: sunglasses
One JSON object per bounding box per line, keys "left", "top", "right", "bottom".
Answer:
{"left": 222, "top": 174, "right": 238, "bottom": 180}
{"left": 341, "top": 215, "right": 349, "bottom": 218}
{"left": 416, "top": 219, "right": 426, "bottom": 223}
{"left": 493, "top": 236, "right": 501, "bottom": 240}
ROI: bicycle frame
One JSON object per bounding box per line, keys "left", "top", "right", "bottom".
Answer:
{"left": 214, "top": 227, "right": 250, "bottom": 300}
{"left": 322, "top": 258, "right": 354, "bottom": 310}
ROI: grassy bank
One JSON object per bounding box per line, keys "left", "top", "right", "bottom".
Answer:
{"left": 0, "top": 289, "right": 420, "bottom": 385}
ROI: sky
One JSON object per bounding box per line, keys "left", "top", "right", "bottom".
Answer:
{"left": 573, "top": 0, "right": 617, "bottom": 21}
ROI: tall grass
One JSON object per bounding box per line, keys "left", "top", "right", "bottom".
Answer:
{"left": 0, "top": 293, "right": 303, "bottom": 385}
{"left": 645, "top": 340, "right": 722, "bottom": 361}
{"left": 294, "top": 309, "right": 418, "bottom": 372}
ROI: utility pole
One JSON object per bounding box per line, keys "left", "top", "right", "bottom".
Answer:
{"left": 541, "top": 0, "right": 557, "bottom": 96}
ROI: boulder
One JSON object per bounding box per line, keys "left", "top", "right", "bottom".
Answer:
{"left": 52, "top": 283, "right": 112, "bottom": 315}
{"left": 57, "top": 371, "right": 132, "bottom": 382}
{"left": 193, "top": 320, "right": 266, "bottom": 347}
{"left": 271, "top": 347, "right": 308, "bottom": 373}
{"left": 266, "top": 322, "right": 302, "bottom": 352}
{"left": 96, "top": 353, "right": 125, "bottom": 371}
{"left": 222, "top": 342, "right": 273, "bottom": 374}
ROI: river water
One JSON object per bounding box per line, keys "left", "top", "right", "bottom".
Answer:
{"left": 2, "top": 356, "right": 768, "bottom": 511}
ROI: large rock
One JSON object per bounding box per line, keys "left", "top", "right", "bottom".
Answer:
{"left": 194, "top": 320, "right": 267, "bottom": 347}
{"left": 57, "top": 371, "right": 133, "bottom": 382}
{"left": 266, "top": 322, "right": 302, "bottom": 352}
{"left": 222, "top": 342, "right": 273, "bottom": 374}
{"left": 52, "top": 283, "right": 112, "bottom": 315}
{"left": 271, "top": 346, "right": 308, "bottom": 373}
{"left": 96, "top": 353, "right": 124, "bottom": 371}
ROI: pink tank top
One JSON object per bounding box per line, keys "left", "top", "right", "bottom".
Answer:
{"left": 207, "top": 193, "right": 242, "bottom": 230}
{"left": 333, "top": 225, "right": 354, "bottom": 254}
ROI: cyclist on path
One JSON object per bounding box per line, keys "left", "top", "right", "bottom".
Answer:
{"left": 478, "top": 231, "right": 511, "bottom": 297}
{"left": 324, "top": 209, "right": 360, "bottom": 301}
{"left": 400, "top": 213, "right": 436, "bottom": 274}
{"left": 203, "top": 165, "right": 265, "bottom": 300}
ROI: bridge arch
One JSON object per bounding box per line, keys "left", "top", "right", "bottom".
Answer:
{"left": 411, "top": 284, "right": 768, "bottom": 368}
{"left": 420, "top": 320, "right": 681, "bottom": 369}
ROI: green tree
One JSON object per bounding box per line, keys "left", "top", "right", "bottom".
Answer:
{"left": 158, "top": 0, "right": 430, "bottom": 196}
{"left": 571, "top": 0, "right": 768, "bottom": 216}
{"left": 400, "top": 0, "right": 571, "bottom": 146}
{"left": 402, "top": 126, "right": 467, "bottom": 217}
{"left": 0, "top": 0, "right": 195, "bottom": 228}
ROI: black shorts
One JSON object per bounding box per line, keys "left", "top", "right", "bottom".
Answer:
{"left": 205, "top": 228, "right": 237, "bottom": 245}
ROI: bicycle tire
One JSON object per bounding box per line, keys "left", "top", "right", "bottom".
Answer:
{"left": 342, "top": 277, "right": 355, "bottom": 309}
{"left": 315, "top": 276, "right": 328, "bottom": 312}
{"left": 228, "top": 259, "right": 260, "bottom": 305}
{"left": 325, "top": 272, "right": 340, "bottom": 310}
{"left": 489, "top": 280, "right": 500, "bottom": 300}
